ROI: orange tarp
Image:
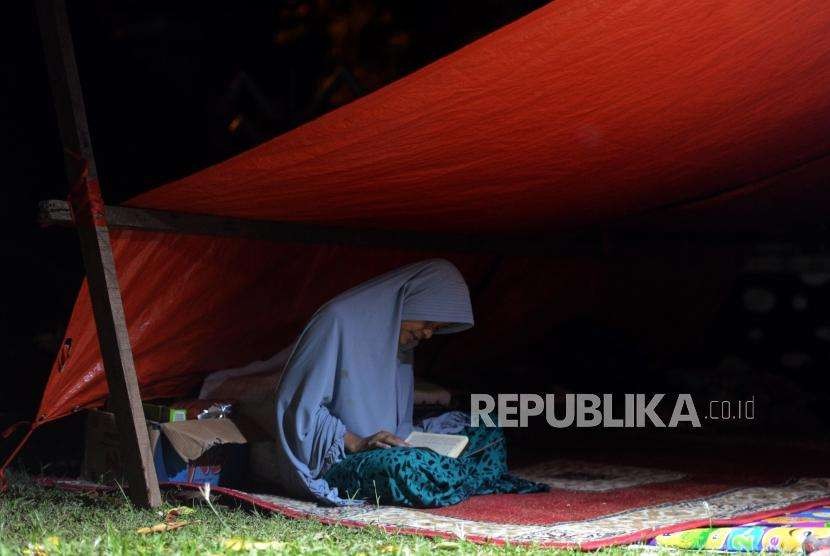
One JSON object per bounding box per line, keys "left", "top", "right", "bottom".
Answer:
{"left": 34, "top": 0, "right": 830, "bottom": 424}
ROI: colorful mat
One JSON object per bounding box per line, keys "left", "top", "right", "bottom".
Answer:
{"left": 38, "top": 460, "right": 830, "bottom": 549}
{"left": 650, "top": 506, "right": 830, "bottom": 552}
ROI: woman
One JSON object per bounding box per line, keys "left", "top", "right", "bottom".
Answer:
{"left": 273, "top": 259, "right": 545, "bottom": 506}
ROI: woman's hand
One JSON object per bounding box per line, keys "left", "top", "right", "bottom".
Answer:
{"left": 345, "top": 430, "right": 410, "bottom": 453}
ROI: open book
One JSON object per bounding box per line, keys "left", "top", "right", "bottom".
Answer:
{"left": 405, "top": 431, "right": 469, "bottom": 458}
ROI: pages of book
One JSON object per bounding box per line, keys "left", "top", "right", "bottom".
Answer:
{"left": 405, "top": 431, "right": 469, "bottom": 458}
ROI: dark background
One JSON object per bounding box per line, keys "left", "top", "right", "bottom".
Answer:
{"left": 2, "top": 1, "right": 828, "bottom": 473}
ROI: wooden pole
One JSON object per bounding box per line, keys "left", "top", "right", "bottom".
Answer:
{"left": 38, "top": 200, "right": 606, "bottom": 256}
{"left": 38, "top": 199, "right": 796, "bottom": 252}
{"left": 36, "top": 0, "right": 162, "bottom": 508}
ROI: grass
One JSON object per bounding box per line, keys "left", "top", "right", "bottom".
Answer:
{"left": 0, "top": 471, "right": 673, "bottom": 555}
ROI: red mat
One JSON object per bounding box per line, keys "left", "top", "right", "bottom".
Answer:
{"left": 38, "top": 460, "right": 830, "bottom": 549}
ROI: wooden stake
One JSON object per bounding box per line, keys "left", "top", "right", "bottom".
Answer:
{"left": 36, "top": 0, "right": 161, "bottom": 508}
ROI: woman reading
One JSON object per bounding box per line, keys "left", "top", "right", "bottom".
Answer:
{"left": 273, "top": 259, "right": 545, "bottom": 506}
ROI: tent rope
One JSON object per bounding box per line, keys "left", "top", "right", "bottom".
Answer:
{"left": 0, "top": 425, "right": 35, "bottom": 493}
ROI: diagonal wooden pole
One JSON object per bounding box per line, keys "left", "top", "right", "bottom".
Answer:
{"left": 36, "top": 0, "right": 161, "bottom": 508}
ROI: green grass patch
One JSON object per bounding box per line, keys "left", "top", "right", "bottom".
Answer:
{"left": 0, "top": 471, "right": 672, "bottom": 555}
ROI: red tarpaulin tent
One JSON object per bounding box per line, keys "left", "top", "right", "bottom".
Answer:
{"left": 6, "top": 0, "right": 829, "bottom": 484}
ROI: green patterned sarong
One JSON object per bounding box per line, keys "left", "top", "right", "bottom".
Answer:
{"left": 323, "top": 426, "right": 547, "bottom": 508}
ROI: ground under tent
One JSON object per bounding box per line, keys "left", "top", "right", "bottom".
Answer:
{"left": 6, "top": 0, "right": 830, "bottom": 549}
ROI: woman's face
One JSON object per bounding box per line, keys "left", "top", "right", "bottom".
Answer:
{"left": 399, "top": 321, "right": 446, "bottom": 350}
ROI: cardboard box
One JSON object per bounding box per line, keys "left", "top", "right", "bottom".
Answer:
{"left": 83, "top": 410, "right": 247, "bottom": 487}
{"left": 83, "top": 409, "right": 157, "bottom": 484}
